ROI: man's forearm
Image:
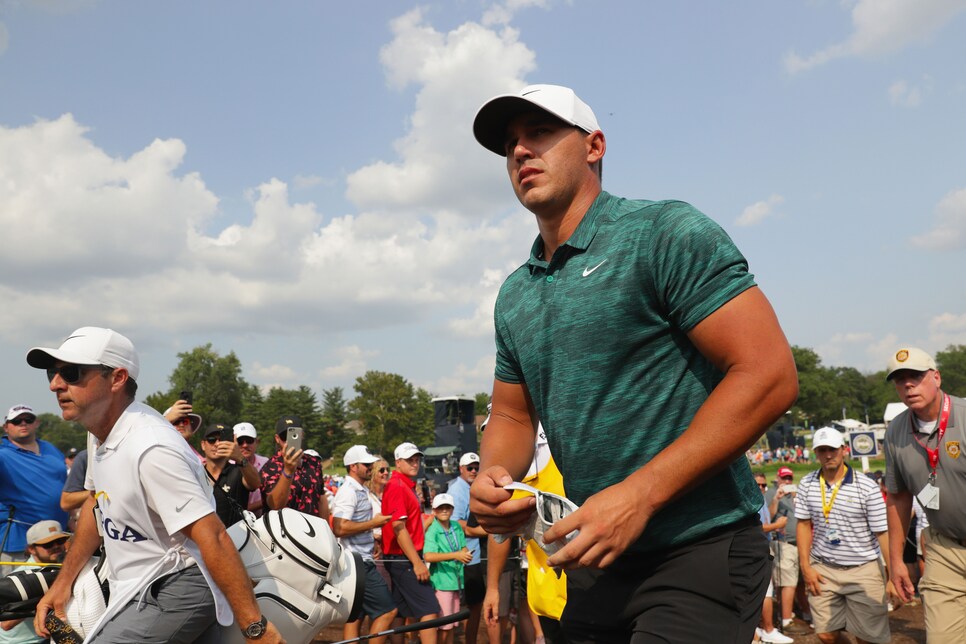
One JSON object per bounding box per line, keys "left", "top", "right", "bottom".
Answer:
{"left": 240, "top": 460, "right": 261, "bottom": 491}
{"left": 393, "top": 525, "right": 423, "bottom": 567}
{"left": 186, "top": 514, "right": 261, "bottom": 627}
{"left": 886, "top": 492, "right": 913, "bottom": 567}
{"left": 333, "top": 517, "right": 384, "bottom": 537}
{"left": 264, "top": 476, "right": 292, "bottom": 510}
{"left": 55, "top": 496, "right": 101, "bottom": 587}
{"left": 797, "top": 519, "right": 813, "bottom": 569}
{"left": 61, "top": 489, "right": 92, "bottom": 512}
{"left": 486, "top": 535, "right": 511, "bottom": 587}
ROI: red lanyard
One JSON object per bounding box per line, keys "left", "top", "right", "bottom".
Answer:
{"left": 910, "top": 393, "right": 951, "bottom": 476}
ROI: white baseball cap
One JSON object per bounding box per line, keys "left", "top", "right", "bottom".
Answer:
{"left": 459, "top": 452, "right": 480, "bottom": 467}
{"left": 813, "top": 427, "right": 844, "bottom": 449}
{"left": 344, "top": 444, "right": 379, "bottom": 466}
{"left": 394, "top": 442, "right": 423, "bottom": 461}
{"left": 4, "top": 404, "right": 35, "bottom": 423}
{"left": 473, "top": 84, "right": 600, "bottom": 156}
{"left": 233, "top": 422, "right": 257, "bottom": 440}
{"left": 432, "top": 493, "right": 456, "bottom": 509}
{"left": 27, "top": 327, "right": 140, "bottom": 380}
{"left": 886, "top": 347, "right": 937, "bottom": 381}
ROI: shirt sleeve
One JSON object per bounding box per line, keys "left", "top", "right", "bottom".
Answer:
{"left": 260, "top": 456, "right": 282, "bottom": 495}
{"left": 793, "top": 477, "right": 812, "bottom": 521}
{"left": 140, "top": 445, "right": 214, "bottom": 535}
{"left": 647, "top": 202, "right": 755, "bottom": 333}
{"left": 381, "top": 481, "right": 407, "bottom": 520}
{"left": 883, "top": 423, "right": 907, "bottom": 494}
{"left": 866, "top": 482, "right": 889, "bottom": 534}
{"left": 331, "top": 485, "right": 357, "bottom": 520}
{"left": 63, "top": 451, "right": 88, "bottom": 493}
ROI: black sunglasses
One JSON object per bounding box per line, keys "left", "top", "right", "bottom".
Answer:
{"left": 236, "top": 437, "right": 256, "bottom": 446}
{"left": 37, "top": 537, "right": 69, "bottom": 548}
{"left": 466, "top": 465, "right": 479, "bottom": 472}
{"left": 378, "top": 467, "right": 389, "bottom": 473}
{"left": 204, "top": 436, "right": 221, "bottom": 444}
{"left": 46, "top": 364, "right": 112, "bottom": 385}
{"left": 8, "top": 416, "right": 36, "bottom": 426}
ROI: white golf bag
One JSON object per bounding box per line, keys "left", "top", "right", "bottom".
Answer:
{"left": 59, "top": 508, "right": 362, "bottom": 644}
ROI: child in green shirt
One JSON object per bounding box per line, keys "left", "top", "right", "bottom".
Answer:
{"left": 424, "top": 493, "right": 473, "bottom": 644}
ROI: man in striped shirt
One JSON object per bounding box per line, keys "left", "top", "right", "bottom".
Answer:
{"left": 795, "top": 427, "right": 895, "bottom": 644}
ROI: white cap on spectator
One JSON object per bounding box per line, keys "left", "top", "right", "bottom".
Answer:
{"left": 233, "top": 422, "right": 257, "bottom": 439}
{"left": 394, "top": 442, "right": 423, "bottom": 461}
{"left": 459, "top": 452, "right": 480, "bottom": 467}
{"left": 27, "top": 520, "right": 70, "bottom": 546}
{"left": 344, "top": 445, "right": 379, "bottom": 466}
{"left": 432, "top": 493, "right": 455, "bottom": 509}
{"left": 813, "top": 427, "right": 844, "bottom": 449}
{"left": 4, "top": 404, "right": 35, "bottom": 423}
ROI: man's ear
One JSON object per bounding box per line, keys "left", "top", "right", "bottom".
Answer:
{"left": 586, "top": 130, "right": 605, "bottom": 164}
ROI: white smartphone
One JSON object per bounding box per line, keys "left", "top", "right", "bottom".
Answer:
{"left": 779, "top": 484, "right": 798, "bottom": 494}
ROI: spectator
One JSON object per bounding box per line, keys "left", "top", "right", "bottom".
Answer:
{"left": 163, "top": 400, "right": 204, "bottom": 464}
{"left": 769, "top": 466, "right": 808, "bottom": 634}
{"left": 424, "top": 493, "right": 471, "bottom": 644}
{"left": 233, "top": 422, "right": 269, "bottom": 517}
{"left": 446, "top": 452, "right": 488, "bottom": 643}
{"left": 26, "top": 326, "right": 281, "bottom": 642}
{"left": 366, "top": 457, "right": 391, "bottom": 559}
{"left": 382, "top": 442, "right": 440, "bottom": 643}
{"left": 0, "top": 520, "right": 70, "bottom": 643}
{"left": 64, "top": 447, "right": 78, "bottom": 473}
{"left": 60, "top": 448, "right": 89, "bottom": 531}
{"left": 331, "top": 445, "right": 396, "bottom": 644}
{"left": 754, "top": 473, "right": 793, "bottom": 644}
{"left": 795, "top": 427, "right": 895, "bottom": 644}
{"left": 260, "top": 416, "right": 329, "bottom": 519}
{"left": 0, "top": 404, "right": 68, "bottom": 576}
{"left": 883, "top": 346, "right": 964, "bottom": 640}
{"left": 200, "top": 423, "right": 261, "bottom": 526}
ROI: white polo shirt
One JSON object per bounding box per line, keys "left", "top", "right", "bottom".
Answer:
{"left": 331, "top": 475, "right": 376, "bottom": 560}
{"left": 794, "top": 466, "right": 887, "bottom": 566}
{"left": 85, "top": 402, "right": 229, "bottom": 628}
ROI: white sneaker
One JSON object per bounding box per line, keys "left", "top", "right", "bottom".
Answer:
{"left": 759, "top": 628, "right": 795, "bottom": 643}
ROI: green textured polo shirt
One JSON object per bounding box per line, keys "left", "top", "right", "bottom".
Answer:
{"left": 494, "top": 191, "right": 761, "bottom": 552}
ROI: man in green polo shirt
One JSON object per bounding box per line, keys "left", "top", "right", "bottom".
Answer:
{"left": 469, "top": 84, "right": 799, "bottom": 642}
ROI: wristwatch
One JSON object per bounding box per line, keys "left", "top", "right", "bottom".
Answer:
{"left": 241, "top": 615, "right": 268, "bottom": 639}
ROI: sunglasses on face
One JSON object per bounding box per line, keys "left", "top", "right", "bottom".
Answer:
{"left": 378, "top": 467, "right": 389, "bottom": 474}
{"left": 8, "top": 416, "right": 36, "bottom": 426}
{"left": 466, "top": 465, "right": 479, "bottom": 472}
{"left": 46, "top": 364, "right": 111, "bottom": 385}
{"left": 758, "top": 483, "right": 768, "bottom": 489}
{"left": 236, "top": 437, "right": 255, "bottom": 446}
{"left": 204, "top": 436, "right": 221, "bottom": 444}
{"left": 37, "top": 537, "right": 68, "bottom": 548}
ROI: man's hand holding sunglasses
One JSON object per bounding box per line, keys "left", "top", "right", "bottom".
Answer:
{"left": 470, "top": 465, "right": 537, "bottom": 536}
{"left": 542, "top": 478, "right": 652, "bottom": 570}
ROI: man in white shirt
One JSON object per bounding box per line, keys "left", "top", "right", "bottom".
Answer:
{"left": 795, "top": 427, "right": 895, "bottom": 644}
{"left": 332, "top": 445, "right": 396, "bottom": 643}
{"left": 26, "top": 326, "right": 281, "bottom": 643}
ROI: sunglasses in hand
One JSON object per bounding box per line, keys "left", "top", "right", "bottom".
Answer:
{"left": 501, "top": 481, "right": 580, "bottom": 557}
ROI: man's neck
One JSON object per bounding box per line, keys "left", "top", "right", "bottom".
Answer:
{"left": 206, "top": 457, "right": 226, "bottom": 477}
{"left": 9, "top": 435, "right": 39, "bottom": 453}
{"left": 914, "top": 390, "right": 945, "bottom": 423}
{"left": 87, "top": 399, "right": 132, "bottom": 443}
{"left": 534, "top": 186, "right": 601, "bottom": 261}
{"left": 821, "top": 463, "right": 847, "bottom": 484}
{"left": 349, "top": 472, "right": 366, "bottom": 486}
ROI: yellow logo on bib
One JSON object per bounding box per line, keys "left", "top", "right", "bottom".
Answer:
{"left": 946, "top": 441, "right": 961, "bottom": 459}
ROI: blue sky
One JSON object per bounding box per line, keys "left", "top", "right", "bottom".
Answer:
{"left": 1, "top": 0, "right": 964, "bottom": 418}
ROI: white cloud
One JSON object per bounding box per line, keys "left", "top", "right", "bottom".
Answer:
{"left": 785, "top": 0, "right": 966, "bottom": 73}
{"left": 319, "top": 345, "right": 379, "bottom": 380}
{"left": 345, "top": 8, "right": 537, "bottom": 217}
{"left": 928, "top": 312, "right": 966, "bottom": 351}
{"left": 292, "top": 174, "right": 325, "bottom": 189}
{"left": 911, "top": 187, "right": 966, "bottom": 250}
{"left": 250, "top": 361, "right": 299, "bottom": 384}
{"left": 735, "top": 194, "right": 784, "bottom": 227}
{"left": 888, "top": 80, "right": 922, "bottom": 107}
{"left": 424, "top": 355, "right": 496, "bottom": 397}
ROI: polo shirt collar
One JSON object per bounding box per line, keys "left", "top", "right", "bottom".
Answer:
{"left": 526, "top": 191, "right": 613, "bottom": 272}
{"left": 343, "top": 475, "right": 366, "bottom": 493}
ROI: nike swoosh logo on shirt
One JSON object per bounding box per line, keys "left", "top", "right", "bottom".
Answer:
{"left": 175, "top": 500, "right": 190, "bottom": 513}
{"left": 582, "top": 259, "right": 607, "bottom": 277}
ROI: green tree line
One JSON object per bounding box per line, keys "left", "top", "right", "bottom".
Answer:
{"left": 33, "top": 343, "right": 966, "bottom": 459}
